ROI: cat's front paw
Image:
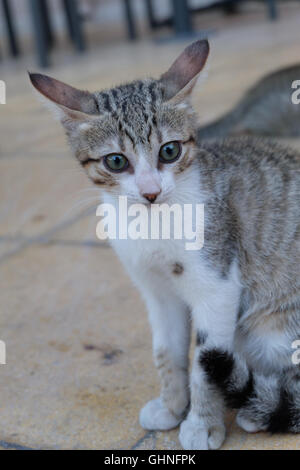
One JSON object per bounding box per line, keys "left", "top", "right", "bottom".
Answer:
{"left": 179, "top": 415, "right": 225, "bottom": 450}
{"left": 139, "top": 397, "right": 182, "bottom": 431}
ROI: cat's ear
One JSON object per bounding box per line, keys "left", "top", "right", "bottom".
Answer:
{"left": 29, "top": 72, "right": 99, "bottom": 128}
{"left": 160, "top": 39, "right": 209, "bottom": 103}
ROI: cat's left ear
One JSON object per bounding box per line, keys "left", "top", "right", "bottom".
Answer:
{"left": 160, "top": 39, "right": 209, "bottom": 103}
{"left": 29, "top": 72, "right": 99, "bottom": 129}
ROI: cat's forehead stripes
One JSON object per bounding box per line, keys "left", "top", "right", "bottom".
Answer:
{"left": 94, "top": 79, "right": 163, "bottom": 147}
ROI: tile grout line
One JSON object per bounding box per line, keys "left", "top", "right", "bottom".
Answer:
{"left": 130, "top": 431, "right": 156, "bottom": 450}
{"left": 0, "top": 236, "right": 109, "bottom": 249}
{"left": 0, "top": 204, "right": 100, "bottom": 265}
{"left": 0, "top": 440, "right": 37, "bottom": 451}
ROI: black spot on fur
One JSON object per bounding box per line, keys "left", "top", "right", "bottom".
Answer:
{"left": 224, "top": 373, "right": 254, "bottom": 409}
{"left": 199, "top": 348, "right": 254, "bottom": 409}
{"left": 102, "top": 93, "right": 111, "bottom": 112}
{"left": 148, "top": 82, "right": 157, "bottom": 103}
{"left": 267, "top": 389, "right": 293, "bottom": 433}
{"left": 196, "top": 331, "right": 207, "bottom": 346}
{"left": 200, "top": 349, "right": 234, "bottom": 386}
{"left": 172, "top": 262, "right": 184, "bottom": 275}
{"left": 94, "top": 98, "right": 100, "bottom": 114}
{"left": 111, "top": 88, "right": 119, "bottom": 100}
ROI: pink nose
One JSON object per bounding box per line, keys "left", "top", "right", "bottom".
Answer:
{"left": 143, "top": 191, "right": 161, "bottom": 203}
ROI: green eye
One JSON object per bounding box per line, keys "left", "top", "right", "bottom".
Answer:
{"left": 159, "top": 141, "right": 181, "bottom": 163}
{"left": 104, "top": 154, "right": 129, "bottom": 172}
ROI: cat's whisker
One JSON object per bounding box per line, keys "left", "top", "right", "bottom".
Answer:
{"left": 76, "top": 188, "right": 102, "bottom": 195}
{"left": 61, "top": 196, "right": 101, "bottom": 222}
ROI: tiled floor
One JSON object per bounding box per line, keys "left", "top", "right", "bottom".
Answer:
{"left": 1, "top": 4, "right": 300, "bottom": 450}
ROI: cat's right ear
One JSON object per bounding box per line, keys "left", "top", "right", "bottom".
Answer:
{"left": 160, "top": 39, "right": 209, "bottom": 103}
{"left": 29, "top": 73, "right": 99, "bottom": 129}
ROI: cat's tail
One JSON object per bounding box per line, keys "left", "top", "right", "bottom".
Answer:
{"left": 197, "top": 64, "right": 300, "bottom": 140}
{"left": 197, "top": 112, "right": 238, "bottom": 140}
{"left": 196, "top": 91, "right": 255, "bottom": 140}
{"left": 199, "top": 349, "right": 254, "bottom": 409}
{"left": 200, "top": 349, "right": 300, "bottom": 433}
{"left": 196, "top": 78, "right": 266, "bottom": 140}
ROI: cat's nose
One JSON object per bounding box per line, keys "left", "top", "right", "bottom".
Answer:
{"left": 143, "top": 191, "right": 161, "bottom": 203}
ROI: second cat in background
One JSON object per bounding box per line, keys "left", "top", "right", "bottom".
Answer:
{"left": 198, "top": 64, "right": 300, "bottom": 139}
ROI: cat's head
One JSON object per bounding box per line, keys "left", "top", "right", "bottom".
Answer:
{"left": 30, "top": 40, "right": 209, "bottom": 204}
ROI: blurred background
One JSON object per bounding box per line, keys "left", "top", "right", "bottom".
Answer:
{"left": 0, "top": 0, "right": 289, "bottom": 68}
{"left": 1, "top": 0, "right": 300, "bottom": 451}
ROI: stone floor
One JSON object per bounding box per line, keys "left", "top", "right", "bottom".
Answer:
{"left": 1, "top": 4, "right": 300, "bottom": 450}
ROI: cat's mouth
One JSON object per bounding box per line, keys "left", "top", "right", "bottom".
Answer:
{"left": 126, "top": 194, "right": 168, "bottom": 206}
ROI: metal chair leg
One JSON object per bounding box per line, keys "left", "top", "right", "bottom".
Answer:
{"left": 63, "top": 0, "right": 86, "bottom": 52}
{"left": 266, "top": 0, "right": 278, "bottom": 20}
{"left": 63, "top": 0, "right": 75, "bottom": 42}
{"left": 123, "top": 0, "right": 137, "bottom": 40}
{"left": 222, "top": 0, "right": 239, "bottom": 15}
{"left": 145, "top": 0, "right": 156, "bottom": 30}
{"left": 40, "top": 0, "right": 54, "bottom": 49}
{"left": 172, "top": 0, "right": 193, "bottom": 36}
{"left": 29, "top": 0, "right": 50, "bottom": 68}
{"left": 2, "top": 0, "right": 20, "bottom": 57}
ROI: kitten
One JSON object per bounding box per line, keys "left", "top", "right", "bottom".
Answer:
{"left": 197, "top": 64, "right": 300, "bottom": 139}
{"left": 30, "top": 40, "right": 300, "bottom": 450}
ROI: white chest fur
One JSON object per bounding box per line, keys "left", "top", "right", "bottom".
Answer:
{"left": 100, "top": 191, "right": 242, "bottom": 336}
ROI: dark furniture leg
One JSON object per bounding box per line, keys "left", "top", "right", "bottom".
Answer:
{"left": 63, "top": 0, "right": 75, "bottom": 42}
{"left": 266, "top": 0, "right": 278, "bottom": 20}
{"left": 223, "top": 0, "right": 239, "bottom": 14}
{"left": 29, "top": 0, "right": 50, "bottom": 67}
{"left": 123, "top": 0, "right": 137, "bottom": 40}
{"left": 172, "top": 0, "right": 193, "bottom": 36}
{"left": 145, "top": 0, "right": 156, "bottom": 29}
{"left": 63, "top": 0, "right": 86, "bottom": 52}
{"left": 2, "top": 0, "right": 20, "bottom": 56}
{"left": 40, "top": 0, "right": 54, "bottom": 48}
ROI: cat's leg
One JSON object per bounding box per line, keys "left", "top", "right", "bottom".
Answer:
{"left": 236, "top": 367, "right": 300, "bottom": 434}
{"left": 137, "top": 276, "right": 191, "bottom": 431}
{"left": 234, "top": 371, "right": 278, "bottom": 433}
{"left": 179, "top": 278, "right": 241, "bottom": 450}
